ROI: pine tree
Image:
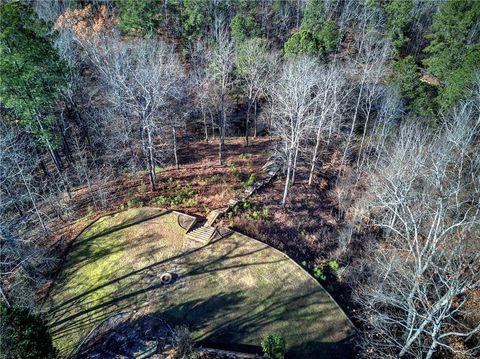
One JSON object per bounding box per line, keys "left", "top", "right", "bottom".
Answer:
{"left": 423, "top": 0, "right": 480, "bottom": 109}
{"left": 0, "top": 2, "right": 66, "bottom": 166}
{"left": 384, "top": 0, "right": 415, "bottom": 54}
{"left": 283, "top": 0, "right": 339, "bottom": 59}
{"left": 390, "top": 56, "right": 432, "bottom": 117}
{"left": 118, "top": 0, "right": 163, "bottom": 37}
{"left": 0, "top": 304, "right": 58, "bottom": 359}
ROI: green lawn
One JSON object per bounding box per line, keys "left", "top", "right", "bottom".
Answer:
{"left": 45, "top": 208, "right": 354, "bottom": 358}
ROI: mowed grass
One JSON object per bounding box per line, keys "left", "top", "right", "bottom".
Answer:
{"left": 45, "top": 208, "right": 354, "bottom": 358}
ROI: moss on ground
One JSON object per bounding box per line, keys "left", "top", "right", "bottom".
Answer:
{"left": 45, "top": 208, "right": 353, "bottom": 358}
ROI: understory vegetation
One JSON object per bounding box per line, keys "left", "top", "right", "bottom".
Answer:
{"left": 1, "top": 1, "right": 479, "bottom": 358}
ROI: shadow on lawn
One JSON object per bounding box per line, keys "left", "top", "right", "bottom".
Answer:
{"left": 160, "top": 288, "right": 356, "bottom": 359}
{"left": 48, "top": 221, "right": 354, "bottom": 358}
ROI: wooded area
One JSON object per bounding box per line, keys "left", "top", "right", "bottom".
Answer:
{"left": 0, "top": 1, "right": 479, "bottom": 358}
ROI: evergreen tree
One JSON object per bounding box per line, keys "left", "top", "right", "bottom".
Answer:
{"left": 261, "top": 334, "right": 285, "bottom": 359}
{"left": 283, "top": 29, "right": 320, "bottom": 57}
{"left": 284, "top": 20, "right": 339, "bottom": 58}
{"left": 0, "top": 2, "right": 66, "bottom": 157}
{"left": 283, "top": 0, "right": 339, "bottom": 59}
{"left": 384, "top": 0, "right": 415, "bottom": 54}
{"left": 230, "top": 4, "right": 260, "bottom": 44}
{"left": 423, "top": 0, "right": 480, "bottom": 109}
{"left": 118, "top": 0, "right": 163, "bottom": 37}
{"left": 181, "top": 0, "right": 213, "bottom": 41}
{"left": 390, "top": 56, "right": 432, "bottom": 117}
{"left": 0, "top": 304, "right": 58, "bottom": 359}
{"left": 301, "top": 0, "right": 324, "bottom": 31}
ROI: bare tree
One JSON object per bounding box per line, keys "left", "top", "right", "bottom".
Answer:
{"left": 208, "top": 25, "right": 235, "bottom": 164}
{"left": 356, "top": 102, "right": 480, "bottom": 359}
{"left": 235, "top": 38, "right": 279, "bottom": 145}
{"left": 340, "top": 19, "right": 389, "bottom": 170}
{"left": 95, "top": 39, "right": 185, "bottom": 190}
{"left": 269, "top": 56, "right": 322, "bottom": 206}
{"left": 307, "top": 63, "right": 346, "bottom": 186}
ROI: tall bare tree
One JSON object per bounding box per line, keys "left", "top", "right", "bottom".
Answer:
{"left": 356, "top": 102, "right": 480, "bottom": 358}
{"left": 270, "top": 56, "right": 322, "bottom": 206}
{"left": 208, "top": 25, "right": 235, "bottom": 164}
{"left": 235, "top": 37, "right": 279, "bottom": 145}
{"left": 95, "top": 39, "right": 185, "bottom": 190}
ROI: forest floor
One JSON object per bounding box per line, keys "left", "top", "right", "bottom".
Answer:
{"left": 45, "top": 208, "right": 354, "bottom": 358}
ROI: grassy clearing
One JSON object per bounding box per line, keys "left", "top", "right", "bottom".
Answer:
{"left": 45, "top": 208, "right": 353, "bottom": 358}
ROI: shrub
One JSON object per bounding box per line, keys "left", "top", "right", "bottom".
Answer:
{"left": 313, "top": 267, "right": 327, "bottom": 281}
{"left": 127, "top": 199, "right": 134, "bottom": 208}
{"left": 239, "top": 152, "right": 253, "bottom": 160}
{"left": 138, "top": 180, "right": 146, "bottom": 193}
{"left": 241, "top": 198, "right": 251, "bottom": 210}
{"left": 151, "top": 195, "right": 168, "bottom": 206}
{"left": 229, "top": 162, "right": 240, "bottom": 177}
{"left": 184, "top": 198, "right": 198, "bottom": 207}
{"left": 0, "top": 304, "right": 58, "bottom": 359}
{"left": 243, "top": 174, "right": 256, "bottom": 188}
{"left": 125, "top": 188, "right": 134, "bottom": 200}
{"left": 249, "top": 206, "right": 269, "bottom": 220}
{"left": 328, "top": 259, "right": 340, "bottom": 272}
{"left": 206, "top": 174, "right": 220, "bottom": 184}
{"left": 261, "top": 334, "right": 285, "bottom": 359}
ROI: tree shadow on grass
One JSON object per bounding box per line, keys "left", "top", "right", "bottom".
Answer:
{"left": 48, "top": 221, "right": 354, "bottom": 358}
{"left": 158, "top": 288, "right": 356, "bottom": 358}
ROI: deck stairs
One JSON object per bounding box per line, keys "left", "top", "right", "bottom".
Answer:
{"left": 184, "top": 225, "right": 217, "bottom": 246}
{"left": 205, "top": 209, "right": 225, "bottom": 227}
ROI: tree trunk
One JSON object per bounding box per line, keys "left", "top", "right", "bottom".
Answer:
{"left": 219, "top": 94, "right": 226, "bottom": 165}
{"left": 253, "top": 100, "right": 258, "bottom": 137}
{"left": 308, "top": 115, "right": 326, "bottom": 186}
{"left": 357, "top": 96, "right": 374, "bottom": 168}
{"left": 146, "top": 124, "right": 156, "bottom": 191}
{"left": 245, "top": 98, "right": 252, "bottom": 146}
{"left": 291, "top": 144, "right": 300, "bottom": 184}
{"left": 173, "top": 126, "right": 179, "bottom": 170}
{"left": 202, "top": 106, "right": 209, "bottom": 143}
{"left": 282, "top": 151, "right": 292, "bottom": 207}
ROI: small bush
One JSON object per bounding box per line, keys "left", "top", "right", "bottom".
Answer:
{"left": 151, "top": 195, "right": 168, "bottom": 206}
{"left": 184, "top": 198, "right": 198, "bottom": 207}
{"left": 261, "top": 334, "right": 285, "bottom": 359}
{"left": 241, "top": 198, "right": 251, "bottom": 210}
{"left": 174, "top": 325, "right": 194, "bottom": 358}
{"left": 313, "top": 267, "right": 327, "bottom": 281}
{"left": 207, "top": 174, "right": 220, "bottom": 184}
{"left": 229, "top": 162, "right": 240, "bottom": 177}
{"left": 127, "top": 199, "right": 134, "bottom": 208}
{"left": 239, "top": 152, "right": 253, "bottom": 160}
{"left": 248, "top": 206, "right": 269, "bottom": 220}
{"left": 138, "top": 180, "right": 146, "bottom": 193}
{"left": 243, "top": 174, "right": 256, "bottom": 188}
{"left": 125, "top": 188, "right": 134, "bottom": 201}
{"left": 328, "top": 259, "right": 340, "bottom": 272}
